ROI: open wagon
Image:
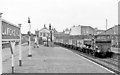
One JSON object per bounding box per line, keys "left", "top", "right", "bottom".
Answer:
{"left": 93, "top": 35, "right": 113, "bottom": 57}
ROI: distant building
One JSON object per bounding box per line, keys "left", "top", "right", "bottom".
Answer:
{"left": 70, "top": 25, "right": 81, "bottom": 35}
{"left": 35, "top": 25, "right": 55, "bottom": 41}
{"left": 69, "top": 25, "right": 96, "bottom": 35}
{"left": 35, "top": 30, "right": 39, "bottom": 37}
{"left": 54, "top": 32, "right": 67, "bottom": 37}
{"left": 100, "top": 25, "right": 120, "bottom": 48}
{"left": 96, "top": 30, "right": 105, "bottom": 35}
{"left": 94, "top": 28, "right": 105, "bottom": 35}
{"left": 63, "top": 28, "right": 70, "bottom": 34}
{"left": 103, "top": 25, "right": 120, "bottom": 35}
{"left": 81, "top": 26, "right": 95, "bottom": 35}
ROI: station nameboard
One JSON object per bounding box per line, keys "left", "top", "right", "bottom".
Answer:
{"left": 2, "top": 19, "right": 20, "bottom": 40}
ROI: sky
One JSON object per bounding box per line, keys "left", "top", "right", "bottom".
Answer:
{"left": 0, "top": 0, "right": 119, "bottom": 34}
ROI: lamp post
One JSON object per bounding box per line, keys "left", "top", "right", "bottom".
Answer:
{"left": 49, "top": 24, "right": 53, "bottom": 46}
{"left": 0, "top": 12, "right": 3, "bottom": 74}
{"left": 28, "top": 17, "right": 32, "bottom": 57}
{"left": 18, "top": 24, "right": 22, "bottom": 66}
{"left": 49, "top": 24, "right": 52, "bottom": 42}
{"left": 51, "top": 30, "right": 52, "bottom": 42}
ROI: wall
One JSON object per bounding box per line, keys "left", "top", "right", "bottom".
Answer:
{"left": 105, "top": 25, "right": 119, "bottom": 35}
{"left": 70, "top": 26, "right": 81, "bottom": 35}
{"left": 81, "top": 26, "right": 95, "bottom": 35}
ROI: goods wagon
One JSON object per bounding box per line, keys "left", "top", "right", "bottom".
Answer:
{"left": 54, "top": 34, "right": 113, "bottom": 57}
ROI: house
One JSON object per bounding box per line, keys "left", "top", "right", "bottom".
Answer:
{"left": 63, "top": 28, "right": 70, "bottom": 34}
{"left": 35, "top": 24, "right": 54, "bottom": 42}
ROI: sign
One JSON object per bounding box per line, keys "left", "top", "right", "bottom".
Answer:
{"left": 2, "top": 19, "right": 20, "bottom": 40}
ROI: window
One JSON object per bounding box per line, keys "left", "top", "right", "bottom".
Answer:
{"left": 43, "top": 33, "right": 45, "bottom": 37}
{"left": 47, "top": 33, "right": 50, "bottom": 37}
{"left": 40, "top": 33, "right": 42, "bottom": 36}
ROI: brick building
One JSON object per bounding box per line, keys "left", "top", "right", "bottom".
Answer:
{"left": 101, "top": 25, "right": 120, "bottom": 48}
{"left": 69, "top": 25, "right": 96, "bottom": 35}
{"left": 104, "top": 25, "right": 120, "bottom": 35}
{"left": 81, "top": 26, "right": 95, "bottom": 35}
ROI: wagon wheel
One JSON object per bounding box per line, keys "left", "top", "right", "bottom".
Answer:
{"left": 92, "top": 50, "right": 96, "bottom": 56}
{"left": 101, "top": 52, "right": 106, "bottom": 58}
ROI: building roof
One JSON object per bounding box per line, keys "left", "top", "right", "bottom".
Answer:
{"left": 100, "top": 25, "right": 119, "bottom": 35}
{"left": 81, "top": 26, "right": 95, "bottom": 30}
{"left": 104, "top": 25, "right": 118, "bottom": 32}
{"left": 39, "top": 28, "right": 50, "bottom": 34}
{"left": 39, "top": 27, "right": 49, "bottom": 32}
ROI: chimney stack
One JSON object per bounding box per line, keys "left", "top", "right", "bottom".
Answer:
{"left": 49, "top": 24, "right": 51, "bottom": 30}
{"left": 44, "top": 24, "right": 46, "bottom": 28}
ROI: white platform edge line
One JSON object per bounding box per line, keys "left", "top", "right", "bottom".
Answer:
{"left": 60, "top": 47, "right": 115, "bottom": 73}
{"left": 74, "top": 52, "right": 115, "bottom": 73}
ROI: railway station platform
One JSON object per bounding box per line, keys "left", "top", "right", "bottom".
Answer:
{"left": 2, "top": 44, "right": 114, "bottom": 73}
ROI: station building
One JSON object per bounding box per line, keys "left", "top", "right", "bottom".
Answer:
{"left": 35, "top": 25, "right": 55, "bottom": 42}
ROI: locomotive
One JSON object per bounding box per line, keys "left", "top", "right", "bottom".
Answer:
{"left": 54, "top": 34, "right": 113, "bottom": 57}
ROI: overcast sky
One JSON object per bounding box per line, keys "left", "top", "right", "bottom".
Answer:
{"left": 0, "top": 0, "right": 119, "bottom": 34}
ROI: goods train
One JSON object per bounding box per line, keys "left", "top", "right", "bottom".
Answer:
{"left": 54, "top": 34, "right": 113, "bottom": 57}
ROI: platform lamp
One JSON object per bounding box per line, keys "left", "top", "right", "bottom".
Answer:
{"left": 49, "top": 24, "right": 52, "bottom": 42}
{"left": 28, "top": 17, "right": 32, "bottom": 57}
{"left": 18, "top": 24, "right": 22, "bottom": 66}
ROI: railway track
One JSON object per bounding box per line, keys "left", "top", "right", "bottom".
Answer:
{"left": 57, "top": 45, "right": 120, "bottom": 75}
{"left": 99, "top": 55, "right": 119, "bottom": 67}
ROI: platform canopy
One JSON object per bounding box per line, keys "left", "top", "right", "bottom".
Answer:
{"left": 2, "top": 19, "right": 20, "bottom": 41}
